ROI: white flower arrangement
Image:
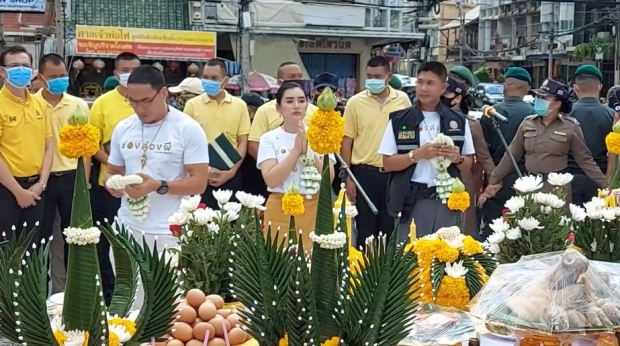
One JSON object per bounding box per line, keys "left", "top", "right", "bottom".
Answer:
{"left": 444, "top": 260, "right": 468, "bottom": 278}
{"left": 106, "top": 174, "right": 150, "bottom": 222}
{"left": 309, "top": 231, "right": 347, "bottom": 249}
{"left": 486, "top": 174, "right": 572, "bottom": 263}
{"left": 63, "top": 226, "right": 101, "bottom": 245}
{"left": 300, "top": 155, "right": 321, "bottom": 198}
{"left": 235, "top": 191, "right": 266, "bottom": 209}
{"left": 430, "top": 134, "right": 456, "bottom": 203}
{"left": 332, "top": 205, "right": 359, "bottom": 218}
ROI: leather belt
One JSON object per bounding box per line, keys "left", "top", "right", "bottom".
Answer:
{"left": 52, "top": 169, "right": 76, "bottom": 176}
{"left": 353, "top": 164, "right": 386, "bottom": 173}
{"left": 15, "top": 175, "right": 40, "bottom": 184}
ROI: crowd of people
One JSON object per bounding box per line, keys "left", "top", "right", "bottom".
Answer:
{"left": 0, "top": 44, "right": 614, "bottom": 302}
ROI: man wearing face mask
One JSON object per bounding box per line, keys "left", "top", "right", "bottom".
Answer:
{"left": 183, "top": 59, "right": 250, "bottom": 208}
{"left": 35, "top": 54, "right": 90, "bottom": 271}
{"left": 341, "top": 56, "right": 411, "bottom": 246}
{"left": 248, "top": 62, "right": 318, "bottom": 159}
{"left": 89, "top": 51, "right": 140, "bottom": 304}
{"left": 0, "top": 46, "right": 53, "bottom": 241}
{"left": 484, "top": 79, "right": 607, "bottom": 199}
{"left": 568, "top": 65, "right": 614, "bottom": 206}
{"left": 441, "top": 76, "right": 494, "bottom": 237}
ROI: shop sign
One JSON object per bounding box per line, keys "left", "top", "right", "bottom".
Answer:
{"left": 75, "top": 25, "right": 217, "bottom": 59}
{"left": 0, "top": 0, "right": 45, "bottom": 13}
{"left": 297, "top": 38, "right": 352, "bottom": 51}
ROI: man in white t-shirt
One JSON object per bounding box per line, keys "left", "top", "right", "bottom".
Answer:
{"left": 106, "top": 65, "right": 210, "bottom": 245}
{"left": 379, "top": 62, "right": 475, "bottom": 241}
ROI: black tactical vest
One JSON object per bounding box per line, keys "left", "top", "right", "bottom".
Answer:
{"left": 386, "top": 102, "right": 466, "bottom": 217}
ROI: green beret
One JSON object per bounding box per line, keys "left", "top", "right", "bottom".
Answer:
{"left": 388, "top": 75, "right": 402, "bottom": 89}
{"left": 449, "top": 66, "right": 475, "bottom": 87}
{"left": 575, "top": 64, "right": 602, "bottom": 81}
{"left": 103, "top": 76, "right": 119, "bottom": 90}
{"left": 505, "top": 67, "right": 532, "bottom": 84}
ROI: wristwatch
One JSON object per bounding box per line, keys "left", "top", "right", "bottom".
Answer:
{"left": 157, "top": 180, "right": 169, "bottom": 195}
{"left": 38, "top": 181, "right": 46, "bottom": 190}
{"left": 456, "top": 155, "right": 465, "bottom": 165}
{"left": 408, "top": 150, "right": 417, "bottom": 163}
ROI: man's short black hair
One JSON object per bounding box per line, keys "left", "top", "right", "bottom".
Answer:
{"left": 277, "top": 62, "right": 298, "bottom": 78}
{"left": 366, "top": 56, "right": 390, "bottom": 72}
{"left": 206, "top": 58, "right": 227, "bottom": 75}
{"left": 114, "top": 52, "right": 140, "bottom": 69}
{"left": 417, "top": 62, "right": 447, "bottom": 80}
{"left": 38, "top": 53, "right": 65, "bottom": 73}
{"left": 127, "top": 65, "right": 165, "bottom": 90}
{"left": 0, "top": 46, "right": 32, "bottom": 67}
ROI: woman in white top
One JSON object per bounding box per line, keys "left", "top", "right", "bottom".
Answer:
{"left": 257, "top": 82, "right": 335, "bottom": 250}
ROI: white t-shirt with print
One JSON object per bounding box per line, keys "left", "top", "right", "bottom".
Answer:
{"left": 378, "top": 111, "right": 475, "bottom": 186}
{"left": 256, "top": 126, "right": 335, "bottom": 194}
{"left": 108, "top": 107, "right": 210, "bottom": 234}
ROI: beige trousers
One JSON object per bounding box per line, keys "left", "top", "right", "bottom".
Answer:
{"left": 108, "top": 227, "right": 178, "bottom": 310}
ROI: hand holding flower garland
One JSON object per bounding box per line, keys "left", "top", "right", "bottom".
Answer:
{"left": 106, "top": 174, "right": 150, "bottom": 222}
{"left": 431, "top": 134, "right": 456, "bottom": 203}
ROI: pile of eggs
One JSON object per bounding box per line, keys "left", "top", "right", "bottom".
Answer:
{"left": 159, "top": 289, "right": 251, "bottom": 346}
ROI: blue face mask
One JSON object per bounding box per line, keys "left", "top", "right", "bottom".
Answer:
{"left": 365, "top": 79, "right": 386, "bottom": 94}
{"left": 46, "top": 77, "right": 69, "bottom": 95}
{"left": 533, "top": 98, "right": 550, "bottom": 116}
{"left": 5, "top": 66, "right": 32, "bottom": 89}
{"left": 202, "top": 79, "right": 222, "bottom": 96}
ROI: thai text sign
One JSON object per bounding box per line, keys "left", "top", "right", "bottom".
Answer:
{"left": 75, "top": 25, "right": 216, "bottom": 59}
{"left": 0, "top": 0, "right": 45, "bottom": 12}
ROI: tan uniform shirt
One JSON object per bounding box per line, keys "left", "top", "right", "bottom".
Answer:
{"left": 489, "top": 115, "right": 607, "bottom": 187}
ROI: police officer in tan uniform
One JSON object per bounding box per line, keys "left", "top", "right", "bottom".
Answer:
{"left": 484, "top": 79, "right": 607, "bottom": 198}
{"left": 441, "top": 75, "right": 494, "bottom": 236}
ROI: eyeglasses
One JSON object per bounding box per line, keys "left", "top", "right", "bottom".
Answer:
{"left": 126, "top": 87, "right": 162, "bottom": 107}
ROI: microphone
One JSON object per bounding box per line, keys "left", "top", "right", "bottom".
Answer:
{"left": 481, "top": 105, "right": 509, "bottom": 123}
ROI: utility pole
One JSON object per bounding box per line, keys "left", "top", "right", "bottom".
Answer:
{"left": 239, "top": 0, "right": 252, "bottom": 93}
{"left": 458, "top": 0, "right": 464, "bottom": 64}
{"left": 547, "top": 3, "right": 555, "bottom": 79}
{"left": 53, "top": 0, "right": 64, "bottom": 56}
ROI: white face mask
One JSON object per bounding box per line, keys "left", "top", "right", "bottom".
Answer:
{"left": 118, "top": 73, "right": 130, "bottom": 87}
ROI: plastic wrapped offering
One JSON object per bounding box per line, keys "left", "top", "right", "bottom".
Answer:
{"left": 469, "top": 249, "right": 620, "bottom": 334}
{"left": 400, "top": 304, "right": 479, "bottom": 346}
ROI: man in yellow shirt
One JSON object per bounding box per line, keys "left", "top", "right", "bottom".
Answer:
{"left": 89, "top": 51, "right": 140, "bottom": 304}
{"left": 184, "top": 59, "right": 251, "bottom": 208}
{"left": 248, "top": 62, "right": 318, "bottom": 158}
{"left": 0, "top": 46, "right": 54, "bottom": 241}
{"left": 341, "top": 56, "right": 411, "bottom": 247}
{"left": 35, "top": 53, "right": 90, "bottom": 270}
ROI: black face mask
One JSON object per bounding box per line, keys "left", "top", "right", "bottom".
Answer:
{"left": 441, "top": 96, "right": 457, "bottom": 108}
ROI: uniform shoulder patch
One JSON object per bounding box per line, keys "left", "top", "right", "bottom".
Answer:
{"left": 563, "top": 115, "right": 579, "bottom": 125}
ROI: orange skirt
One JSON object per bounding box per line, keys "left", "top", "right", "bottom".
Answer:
{"left": 263, "top": 193, "right": 318, "bottom": 251}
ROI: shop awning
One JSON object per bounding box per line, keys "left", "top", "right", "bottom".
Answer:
{"left": 230, "top": 34, "right": 309, "bottom": 79}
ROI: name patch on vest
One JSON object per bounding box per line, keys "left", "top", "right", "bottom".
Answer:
{"left": 398, "top": 130, "right": 416, "bottom": 140}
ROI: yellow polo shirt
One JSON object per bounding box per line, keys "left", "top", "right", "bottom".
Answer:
{"left": 0, "top": 87, "right": 52, "bottom": 177}
{"left": 248, "top": 100, "right": 318, "bottom": 142}
{"left": 36, "top": 91, "right": 90, "bottom": 173}
{"left": 343, "top": 87, "right": 411, "bottom": 167}
{"left": 89, "top": 87, "right": 135, "bottom": 185}
{"left": 183, "top": 91, "right": 251, "bottom": 147}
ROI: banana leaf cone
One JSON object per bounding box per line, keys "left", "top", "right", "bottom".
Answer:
{"left": 62, "top": 157, "right": 107, "bottom": 336}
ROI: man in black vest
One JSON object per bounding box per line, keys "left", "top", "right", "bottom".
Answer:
{"left": 379, "top": 62, "right": 476, "bottom": 241}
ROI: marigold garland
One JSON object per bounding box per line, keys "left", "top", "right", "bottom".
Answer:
{"left": 282, "top": 192, "right": 305, "bottom": 216}
{"left": 447, "top": 190, "right": 470, "bottom": 212}
{"left": 108, "top": 331, "right": 120, "bottom": 346}
{"left": 606, "top": 132, "right": 620, "bottom": 155}
{"left": 462, "top": 236, "right": 484, "bottom": 255}
{"left": 322, "top": 336, "right": 341, "bottom": 346}
{"left": 307, "top": 109, "right": 345, "bottom": 155}
{"left": 279, "top": 333, "right": 289, "bottom": 346}
{"left": 434, "top": 276, "right": 470, "bottom": 310}
{"left": 58, "top": 124, "right": 100, "bottom": 159}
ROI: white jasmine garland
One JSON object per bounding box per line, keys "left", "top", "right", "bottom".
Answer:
{"left": 430, "top": 134, "right": 456, "bottom": 203}
{"left": 513, "top": 175, "right": 543, "bottom": 193}
{"left": 212, "top": 189, "right": 233, "bottom": 205}
{"left": 106, "top": 174, "right": 150, "bottom": 221}
{"left": 300, "top": 154, "right": 321, "bottom": 198}
{"left": 309, "top": 231, "right": 347, "bottom": 249}
{"left": 547, "top": 172, "right": 574, "bottom": 186}
{"left": 64, "top": 227, "right": 101, "bottom": 245}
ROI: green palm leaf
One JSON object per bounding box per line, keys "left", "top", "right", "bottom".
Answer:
{"left": 286, "top": 237, "right": 320, "bottom": 346}
{"left": 232, "top": 212, "right": 291, "bottom": 345}
{"left": 431, "top": 258, "right": 445, "bottom": 301}
{"left": 342, "top": 235, "right": 419, "bottom": 346}
{"left": 310, "top": 156, "right": 342, "bottom": 341}
{"left": 462, "top": 257, "right": 485, "bottom": 299}
{"left": 108, "top": 231, "right": 180, "bottom": 345}
{"left": 0, "top": 228, "right": 35, "bottom": 342}
{"left": 471, "top": 252, "right": 498, "bottom": 276}
{"left": 99, "top": 223, "right": 139, "bottom": 317}
{"left": 15, "top": 241, "right": 58, "bottom": 346}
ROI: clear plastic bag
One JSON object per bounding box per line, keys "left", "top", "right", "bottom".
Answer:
{"left": 400, "top": 304, "right": 479, "bottom": 346}
{"left": 468, "top": 248, "right": 620, "bottom": 334}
